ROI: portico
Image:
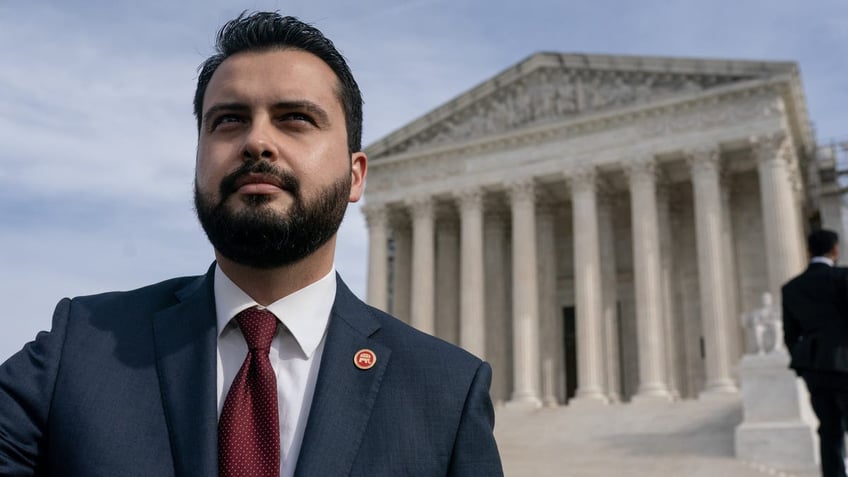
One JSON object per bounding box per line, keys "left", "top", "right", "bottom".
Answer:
{"left": 361, "top": 53, "right": 815, "bottom": 405}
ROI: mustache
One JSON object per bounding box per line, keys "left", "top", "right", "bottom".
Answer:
{"left": 219, "top": 160, "right": 300, "bottom": 198}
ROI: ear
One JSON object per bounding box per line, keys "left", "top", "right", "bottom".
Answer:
{"left": 348, "top": 151, "right": 368, "bottom": 203}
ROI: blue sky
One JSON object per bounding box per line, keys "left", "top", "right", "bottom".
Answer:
{"left": 1, "top": 0, "right": 846, "bottom": 361}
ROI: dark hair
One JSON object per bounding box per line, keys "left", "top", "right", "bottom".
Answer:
{"left": 808, "top": 228, "right": 839, "bottom": 257}
{"left": 193, "top": 11, "right": 363, "bottom": 153}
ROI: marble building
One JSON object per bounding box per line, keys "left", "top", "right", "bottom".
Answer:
{"left": 360, "top": 52, "right": 842, "bottom": 407}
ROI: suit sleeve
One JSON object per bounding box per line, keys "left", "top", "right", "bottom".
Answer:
{"left": 0, "top": 298, "right": 69, "bottom": 475}
{"left": 781, "top": 288, "right": 800, "bottom": 352}
{"left": 446, "top": 361, "right": 504, "bottom": 477}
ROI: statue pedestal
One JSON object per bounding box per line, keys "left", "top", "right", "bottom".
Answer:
{"left": 734, "top": 351, "right": 819, "bottom": 473}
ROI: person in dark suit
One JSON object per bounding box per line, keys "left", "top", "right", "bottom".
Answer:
{"left": 783, "top": 228, "right": 848, "bottom": 477}
{"left": 0, "top": 12, "right": 503, "bottom": 476}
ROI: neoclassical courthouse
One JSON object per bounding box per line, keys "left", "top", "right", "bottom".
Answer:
{"left": 360, "top": 53, "right": 845, "bottom": 406}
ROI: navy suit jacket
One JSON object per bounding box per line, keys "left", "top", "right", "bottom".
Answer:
{"left": 0, "top": 267, "right": 503, "bottom": 476}
{"left": 782, "top": 262, "right": 848, "bottom": 379}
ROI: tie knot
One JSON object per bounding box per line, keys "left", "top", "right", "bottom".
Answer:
{"left": 235, "top": 307, "right": 277, "bottom": 350}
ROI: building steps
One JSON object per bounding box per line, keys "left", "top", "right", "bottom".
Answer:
{"left": 494, "top": 397, "right": 818, "bottom": 477}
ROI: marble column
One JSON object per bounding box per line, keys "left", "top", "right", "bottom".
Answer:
{"left": 390, "top": 217, "right": 412, "bottom": 323}
{"left": 751, "top": 132, "right": 806, "bottom": 300}
{"left": 598, "top": 193, "right": 621, "bottom": 402}
{"left": 568, "top": 167, "right": 608, "bottom": 404}
{"left": 625, "top": 156, "right": 672, "bottom": 401}
{"left": 407, "top": 196, "right": 436, "bottom": 335}
{"left": 456, "top": 189, "right": 486, "bottom": 357}
{"left": 508, "top": 179, "right": 542, "bottom": 406}
{"left": 688, "top": 147, "right": 738, "bottom": 394}
{"left": 435, "top": 213, "right": 460, "bottom": 344}
{"left": 363, "top": 203, "right": 389, "bottom": 311}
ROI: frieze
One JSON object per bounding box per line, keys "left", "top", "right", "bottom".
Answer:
{"left": 367, "top": 154, "right": 465, "bottom": 193}
{"left": 368, "top": 84, "right": 789, "bottom": 184}
{"left": 379, "top": 68, "right": 749, "bottom": 156}
{"left": 639, "top": 94, "right": 784, "bottom": 138}
{"left": 364, "top": 89, "right": 793, "bottom": 206}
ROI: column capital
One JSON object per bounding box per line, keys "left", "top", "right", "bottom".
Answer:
{"left": 749, "top": 131, "right": 791, "bottom": 166}
{"left": 506, "top": 179, "right": 536, "bottom": 203}
{"left": 454, "top": 187, "right": 485, "bottom": 212}
{"left": 361, "top": 202, "right": 389, "bottom": 228}
{"left": 405, "top": 196, "right": 434, "bottom": 220}
{"left": 686, "top": 146, "right": 721, "bottom": 178}
{"left": 623, "top": 154, "right": 657, "bottom": 184}
{"left": 565, "top": 165, "right": 597, "bottom": 194}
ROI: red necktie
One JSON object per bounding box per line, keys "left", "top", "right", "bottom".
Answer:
{"left": 219, "top": 307, "right": 280, "bottom": 477}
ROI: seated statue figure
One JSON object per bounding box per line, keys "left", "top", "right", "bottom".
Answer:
{"left": 742, "top": 292, "right": 784, "bottom": 355}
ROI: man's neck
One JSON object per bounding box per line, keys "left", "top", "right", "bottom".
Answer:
{"left": 215, "top": 240, "right": 336, "bottom": 306}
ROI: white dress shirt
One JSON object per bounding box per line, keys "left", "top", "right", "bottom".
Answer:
{"left": 215, "top": 265, "right": 336, "bottom": 477}
{"left": 811, "top": 256, "right": 835, "bottom": 266}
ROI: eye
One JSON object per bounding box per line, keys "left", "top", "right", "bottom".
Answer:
{"left": 279, "top": 112, "right": 316, "bottom": 126}
{"left": 209, "top": 114, "right": 245, "bottom": 132}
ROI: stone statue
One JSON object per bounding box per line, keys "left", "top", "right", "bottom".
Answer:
{"left": 741, "top": 292, "right": 785, "bottom": 355}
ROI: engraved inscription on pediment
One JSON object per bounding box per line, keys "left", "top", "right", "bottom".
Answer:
{"left": 381, "top": 67, "right": 748, "bottom": 156}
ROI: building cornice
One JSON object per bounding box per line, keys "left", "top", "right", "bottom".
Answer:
{"left": 369, "top": 75, "right": 796, "bottom": 172}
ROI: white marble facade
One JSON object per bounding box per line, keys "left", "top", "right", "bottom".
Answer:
{"left": 362, "top": 53, "right": 837, "bottom": 405}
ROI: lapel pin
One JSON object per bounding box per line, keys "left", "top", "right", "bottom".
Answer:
{"left": 354, "top": 349, "right": 376, "bottom": 370}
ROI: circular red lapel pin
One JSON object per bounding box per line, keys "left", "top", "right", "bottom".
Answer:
{"left": 354, "top": 349, "right": 376, "bottom": 370}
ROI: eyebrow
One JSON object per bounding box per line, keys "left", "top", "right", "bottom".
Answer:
{"left": 274, "top": 100, "right": 331, "bottom": 126}
{"left": 202, "top": 103, "right": 249, "bottom": 127}
{"left": 202, "top": 100, "right": 331, "bottom": 127}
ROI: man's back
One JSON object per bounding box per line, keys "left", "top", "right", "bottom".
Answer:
{"left": 782, "top": 263, "right": 848, "bottom": 375}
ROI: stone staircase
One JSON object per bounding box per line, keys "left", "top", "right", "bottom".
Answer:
{"left": 494, "top": 396, "right": 819, "bottom": 477}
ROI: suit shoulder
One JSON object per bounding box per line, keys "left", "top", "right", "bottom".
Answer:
{"left": 783, "top": 269, "right": 811, "bottom": 291}
{"left": 70, "top": 274, "right": 204, "bottom": 313}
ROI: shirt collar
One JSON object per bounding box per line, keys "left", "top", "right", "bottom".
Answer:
{"left": 811, "top": 256, "right": 835, "bottom": 267}
{"left": 214, "top": 264, "right": 337, "bottom": 358}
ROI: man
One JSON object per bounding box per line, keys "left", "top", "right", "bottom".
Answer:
{"left": 0, "top": 12, "right": 503, "bottom": 477}
{"left": 783, "top": 228, "right": 848, "bottom": 477}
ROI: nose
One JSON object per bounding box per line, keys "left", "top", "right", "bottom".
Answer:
{"left": 241, "top": 120, "right": 278, "bottom": 162}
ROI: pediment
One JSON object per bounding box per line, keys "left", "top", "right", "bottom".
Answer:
{"left": 367, "top": 53, "right": 797, "bottom": 158}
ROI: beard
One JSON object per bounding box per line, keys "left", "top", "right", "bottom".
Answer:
{"left": 194, "top": 160, "right": 351, "bottom": 269}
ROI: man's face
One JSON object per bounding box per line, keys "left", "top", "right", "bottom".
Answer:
{"left": 194, "top": 48, "right": 366, "bottom": 268}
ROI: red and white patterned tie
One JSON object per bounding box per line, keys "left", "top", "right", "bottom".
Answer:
{"left": 219, "top": 307, "right": 280, "bottom": 477}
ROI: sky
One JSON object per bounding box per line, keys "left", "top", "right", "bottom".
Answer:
{"left": 1, "top": 0, "right": 846, "bottom": 361}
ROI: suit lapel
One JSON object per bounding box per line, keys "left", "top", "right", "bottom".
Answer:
{"left": 152, "top": 267, "right": 218, "bottom": 477}
{"left": 294, "top": 276, "right": 391, "bottom": 476}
